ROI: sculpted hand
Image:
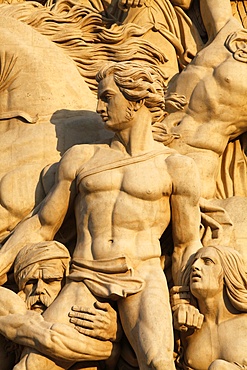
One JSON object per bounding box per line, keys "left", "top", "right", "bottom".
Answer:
{"left": 173, "top": 303, "right": 204, "bottom": 332}
{"left": 152, "top": 121, "right": 180, "bottom": 145}
{"left": 69, "top": 301, "right": 121, "bottom": 342}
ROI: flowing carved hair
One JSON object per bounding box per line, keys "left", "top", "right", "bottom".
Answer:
{"left": 96, "top": 61, "right": 167, "bottom": 124}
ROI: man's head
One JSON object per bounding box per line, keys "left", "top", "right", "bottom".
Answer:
{"left": 14, "top": 241, "right": 70, "bottom": 313}
{"left": 96, "top": 61, "right": 167, "bottom": 130}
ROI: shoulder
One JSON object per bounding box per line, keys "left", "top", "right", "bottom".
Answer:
{"left": 223, "top": 313, "right": 247, "bottom": 327}
{"left": 219, "top": 313, "right": 247, "bottom": 343}
{"left": 165, "top": 153, "right": 198, "bottom": 173}
{"left": 61, "top": 144, "right": 95, "bottom": 161}
{"left": 165, "top": 154, "right": 200, "bottom": 195}
{"left": 57, "top": 144, "right": 96, "bottom": 182}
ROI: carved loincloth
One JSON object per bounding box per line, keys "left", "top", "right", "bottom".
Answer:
{"left": 69, "top": 256, "right": 145, "bottom": 300}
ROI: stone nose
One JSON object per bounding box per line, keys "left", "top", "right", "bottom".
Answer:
{"left": 191, "top": 259, "right": 201, "bottom": 271}
{"left": 35, "top": 278, "right": 46, "bottom": 295}
{"left": 96, "top": 99, "right": 106, "bottom": 114}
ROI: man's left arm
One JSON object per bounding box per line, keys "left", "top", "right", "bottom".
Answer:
{"left": 166, "top": 154, "right": 202, "bottom": 285}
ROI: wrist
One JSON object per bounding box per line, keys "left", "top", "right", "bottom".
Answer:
{"left": 170, "top": 285, "right": 191, "bottom": 311}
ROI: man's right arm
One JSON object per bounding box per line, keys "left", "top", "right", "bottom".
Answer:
{"left": 5, "top": 314, "right": 113, "bottom": 361}
{"left": 199, "top": 0, "right": 233, "bottom": 40}
{"left": 0, "top": 145, "right": 90, "bottom": 280}
{"left": 0, "top": 287, "right": 113, "bottom": 361}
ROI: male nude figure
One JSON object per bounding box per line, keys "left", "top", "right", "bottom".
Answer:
{"left": 154, "top": 0, "right": 247, "bottom": 200}
{"left": 0, "top": 61, "right": 202, "bottom": 370}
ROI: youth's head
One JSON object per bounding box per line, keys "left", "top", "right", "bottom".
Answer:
{"left": 96, "top": 61, "right": 167, "bottom": 130}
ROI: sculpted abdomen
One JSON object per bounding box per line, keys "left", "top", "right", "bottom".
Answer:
{"left": 75, "top": 157, "right": 172, "bottom": 260}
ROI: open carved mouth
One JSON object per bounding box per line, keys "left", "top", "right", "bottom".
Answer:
{"left": 191, "top": 273, "right": 201, "bottom": 281}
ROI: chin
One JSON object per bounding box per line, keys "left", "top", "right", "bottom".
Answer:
{"left": 104, "top": 122, "right": 112, "bottom": 130}
{"left": 190, "top": 285, "right": 203, "bottom": 298}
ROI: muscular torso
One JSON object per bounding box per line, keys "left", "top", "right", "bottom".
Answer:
{"left": 164, "top": 18, "right": 247, "bottom": 198}
{"left": 72, "top": 147, "right": 173, "bottom": 264}
{"left": 182, "top": 315, "right": 247, "bottom": 369}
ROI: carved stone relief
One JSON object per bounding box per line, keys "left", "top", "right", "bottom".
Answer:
{"left": 0, "top": 0, "right": 247, "bottom": 369}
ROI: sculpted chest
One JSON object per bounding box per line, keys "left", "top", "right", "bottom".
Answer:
{"left": 183, "top": 318, "right": 247, "bottom": 369}
{"left": 183, "top": 325, "right": 219, "bottom": 370}
{"left": 78, "top": 154, "right": 172, "bottom": 201}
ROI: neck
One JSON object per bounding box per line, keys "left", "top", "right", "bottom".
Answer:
{"left": 197, "top": 288, "right": 236, "bottom": 324}
{"left": 112, "top": 106, "right": 156, "bottom": 156}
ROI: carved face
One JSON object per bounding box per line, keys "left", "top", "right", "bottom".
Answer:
{"left": 190, "top": 247, "right": 224, "bottom": 300}
{"left": 22, "top": 259, "right": 65, "bottom": 313}
{"left": 97, "top": 75, "right": 135, "bottom": 131}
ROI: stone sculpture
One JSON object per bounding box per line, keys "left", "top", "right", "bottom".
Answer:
{"left": 0, "top": 0, "right": 245, "bottom": 246}
{"left": 154, "top": 0, "right": 247, "bottom": 200}
{"left": 0, "top": 241, "right": 70, "bottom": 369}
{"left": 0, "top": 61, "right": 203, "bottom": 369}
{"left": 0, "top": 14, "right": 109, "bottom": 245}
{"left": 0, "top": 0, "right": 247, "bottom": 368}
{"left": 152, "top": 0, "right": 247, "bottom": 265}
{"left": 0, "top": 242, "right": 118, "bottom": 369}
{"left": 14, "top": 241, "right": 70, "bottom": 314}
{"left": 173, "top": 246, "right": 247, "bottom": 369}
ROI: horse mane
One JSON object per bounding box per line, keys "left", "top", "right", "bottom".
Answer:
{"left": 0, "top": 0, "right": 166, "bottom": 92}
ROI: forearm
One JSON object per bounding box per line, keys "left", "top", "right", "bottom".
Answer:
{"left": 172, "top": 203, "right": 202, "bottom": 284}
{"left": 199, "top": 0, "right": 232, "bottom": 38}
{"left": 0, "top": 311, "right": 112, "bottom": 362}
{"left": 0, "top": 288, "right": 113, "bottom": 361}
{"left": 0, "top": 216, "right": 45, "bottom": 278}
{"left": 173, "top": 240, "right": 202, "bottom": 284}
